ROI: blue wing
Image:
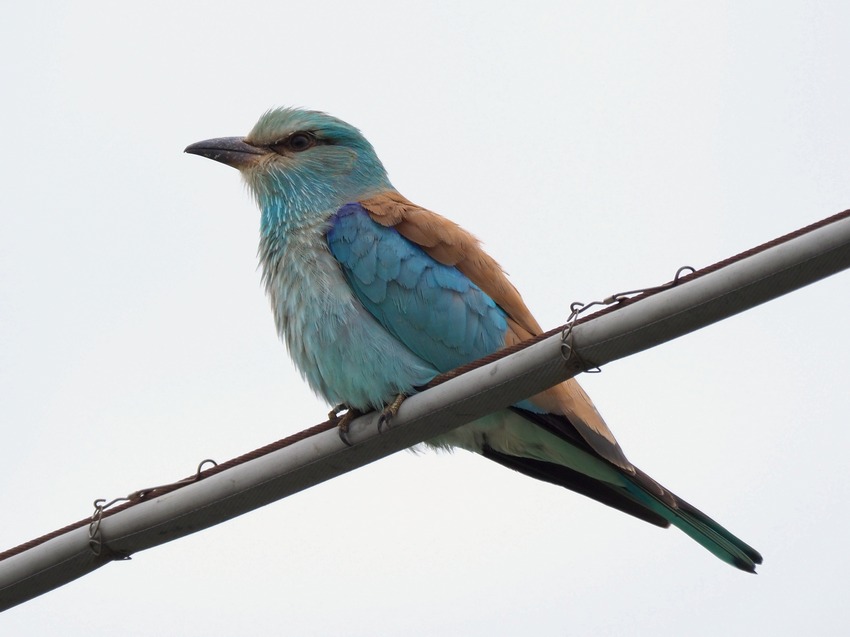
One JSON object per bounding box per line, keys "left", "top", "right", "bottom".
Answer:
{"left": 327, "top": 203, "right": 508, "bottom": 373}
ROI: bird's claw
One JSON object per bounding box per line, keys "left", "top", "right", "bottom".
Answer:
{"left": 331, "top": 396, "right": 406, "bottom": 442}
{"left": 377, "top": 394, "right": 407, "bottom": 434}
{"left": 329, "top": 404, "right": 360, "bottom": 447}
{"left": 338, "top": 426, "right": 353, "bottom": 447}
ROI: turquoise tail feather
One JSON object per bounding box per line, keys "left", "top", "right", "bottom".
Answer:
{"left": 623, "top": 468, "right": 763, "bottom": 572}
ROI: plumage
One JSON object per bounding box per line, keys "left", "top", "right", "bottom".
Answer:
{"left": 185, "top": 107, "right": 763, "bottom": 572}
{"left": 328, "top": 203, "right": 508, "bottom": 372}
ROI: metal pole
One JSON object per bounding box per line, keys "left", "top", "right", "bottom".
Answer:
{"left": 2, "top": 211, "right": 849, "bottom": 612}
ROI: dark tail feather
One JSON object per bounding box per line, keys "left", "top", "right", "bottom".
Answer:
{"left": 481, "top": 445, "right": 669, "bottom": 527}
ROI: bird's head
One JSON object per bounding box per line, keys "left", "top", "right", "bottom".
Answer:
{"left": 186, "top": 108, "right": 392, "bottom": 233}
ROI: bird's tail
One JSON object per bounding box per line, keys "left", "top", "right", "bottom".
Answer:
{"left": 501, "top": 408, "right": 763, "bottom": 572}
{"left": 622, "top": 468, "right": 763, "bottom": 573}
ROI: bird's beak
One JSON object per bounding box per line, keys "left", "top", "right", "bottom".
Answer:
{"left": 184, "top": 137, "right": 269, "bottom": 169}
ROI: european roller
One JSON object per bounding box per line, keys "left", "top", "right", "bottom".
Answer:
{"left": 186, "top": 108, "right": 762, "bottom": 572}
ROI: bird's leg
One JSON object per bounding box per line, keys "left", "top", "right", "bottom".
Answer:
{"left": 377, "top": 394, "right": 407, "bottom": 433}
{"left": 328, "top": 403, "right": 348, "bottom": 423}
{"left": 328, "top": 404, "right": 362, "bottom": 447}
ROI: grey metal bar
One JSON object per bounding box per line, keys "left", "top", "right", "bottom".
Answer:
{"left": 2, "top": 211, "right": 848, "bottom": 612}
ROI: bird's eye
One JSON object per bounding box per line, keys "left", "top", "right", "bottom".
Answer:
{"left": 271, "top": 132, "right": 317, "bottom": 154}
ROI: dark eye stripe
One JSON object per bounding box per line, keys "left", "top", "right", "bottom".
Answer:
{"left": 269, "top": 131, "right": 333, "bottom": 154}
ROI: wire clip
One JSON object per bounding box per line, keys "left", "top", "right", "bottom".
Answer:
{"left": 560, "top": 266, "right": 695, "bottom": 369}
{"left": 88, "top": 459, "right": 218, "bottom": 557}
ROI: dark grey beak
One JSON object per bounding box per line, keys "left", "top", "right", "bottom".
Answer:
{"left": 184, "top": 137, "right": 269, "bottom": 169}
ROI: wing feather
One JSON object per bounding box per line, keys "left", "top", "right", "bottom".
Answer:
{"left": 327, "top": 203, "right": 507, "bottom": 373}
{"left": 361, "top": 192, "right": 633, "bottom": 472}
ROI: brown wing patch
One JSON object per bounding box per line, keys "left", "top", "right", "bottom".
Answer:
{"left": 361, "top": 191, "right": 633, "bottom": 472}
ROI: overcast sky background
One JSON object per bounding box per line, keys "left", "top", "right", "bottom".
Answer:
{"left": 2, "top": 2, "right": 849, "bottom": 635}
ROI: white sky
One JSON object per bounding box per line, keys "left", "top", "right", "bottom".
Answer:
{"left": 1, "top": 1, "right": 849, "bottom": 635}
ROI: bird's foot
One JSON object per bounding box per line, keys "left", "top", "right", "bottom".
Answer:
{"left": 328, "top": 404, "right": 362, "bottom": 447}
{"left": 377, "top": 394, "right": 407, "bottom": 433}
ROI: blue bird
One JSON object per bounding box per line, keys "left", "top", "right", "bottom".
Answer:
{"left": 186, "top": 108, "right": 762, "bottom": 572}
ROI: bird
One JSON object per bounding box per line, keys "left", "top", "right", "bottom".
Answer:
{"left": 185, "top": 107, "right": 762, "bottom": 572}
